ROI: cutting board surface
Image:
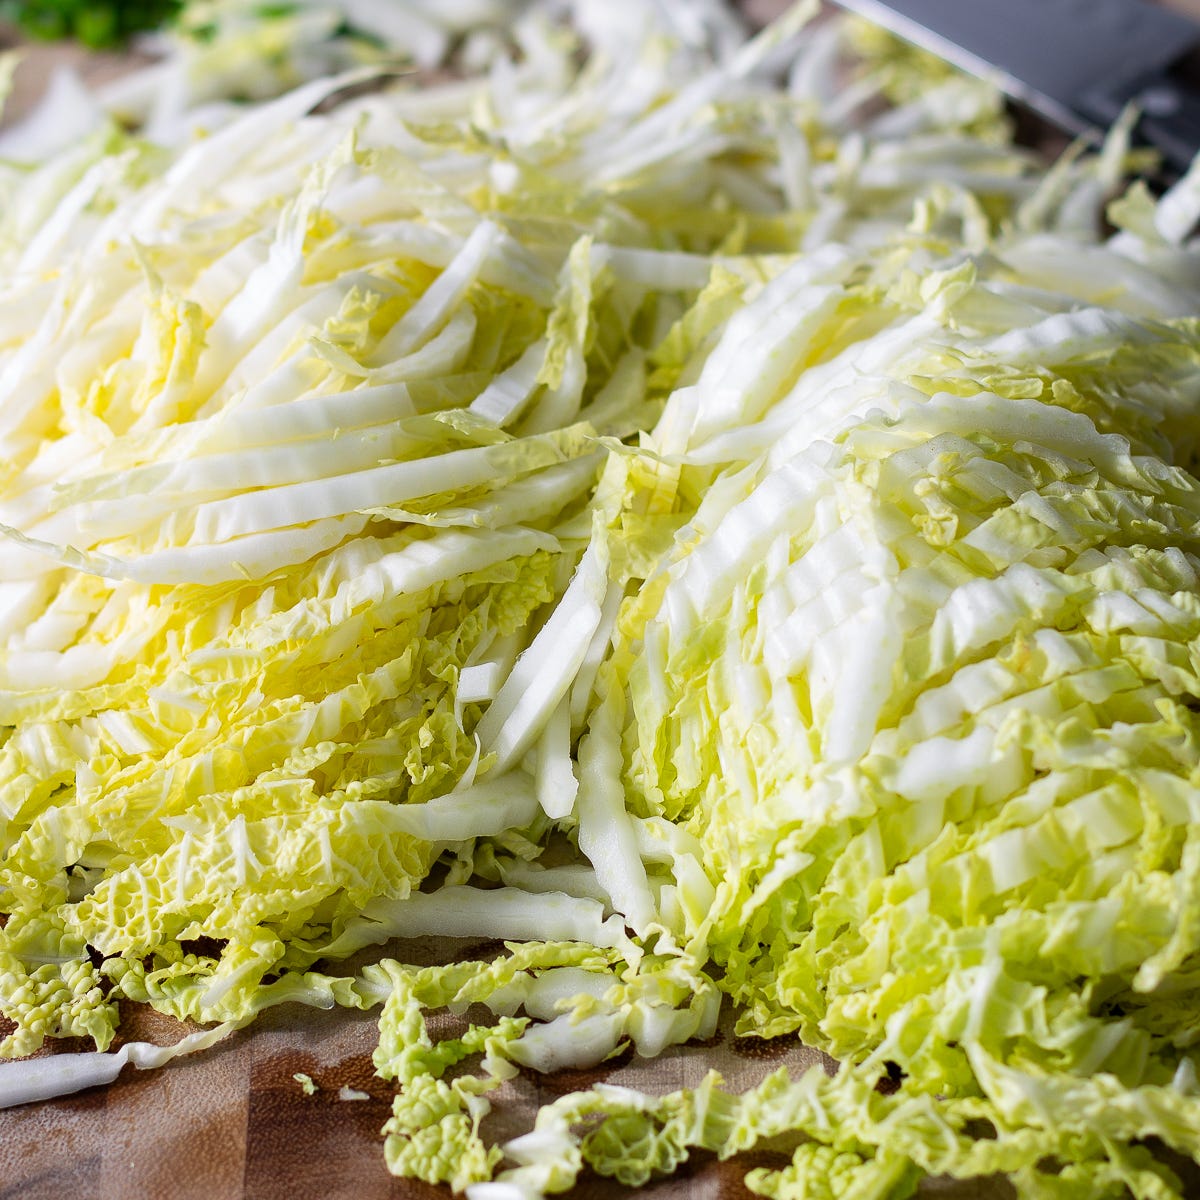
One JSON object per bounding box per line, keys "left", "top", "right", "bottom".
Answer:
{"left": 1, "top": 952, "right": 855, "bottom": 1200}
{"left": 4, "top": 993, "right": 1028, "bottom": 1199}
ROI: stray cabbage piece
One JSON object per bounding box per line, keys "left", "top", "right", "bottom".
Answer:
{"left": 3, "top": 3, "right": 1200, "bottom": 1200}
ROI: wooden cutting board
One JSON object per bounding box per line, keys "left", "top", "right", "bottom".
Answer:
{"left": 0, "top": 24, "right": 154, "bottom": 118}
{"left": 3, "top": 971, "right": 1014, "bottom": 1200}
{"left": 4, "top": 6, "right": 1200, "bottom": 1197}
{"left": 0, "top": 923, "right": 870, "bottom": 1200}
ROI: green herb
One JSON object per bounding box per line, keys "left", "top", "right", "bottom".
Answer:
{"left": 0, "top": 0, "right": 183, "bottom": 47}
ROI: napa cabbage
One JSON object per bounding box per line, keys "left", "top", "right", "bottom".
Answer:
{"left": 4, "top": 4, "right": 1200, "bottom": 1200}
{"left": 475, "top": 112, "right": 1200, "bottom": 1200}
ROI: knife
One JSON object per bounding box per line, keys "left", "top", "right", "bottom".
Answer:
{"left": 829, "top": 0, "right": 1200, "bottom": 176}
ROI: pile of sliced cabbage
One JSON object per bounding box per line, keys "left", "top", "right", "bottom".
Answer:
{"left": 3, "top": 1, "right": 1200, "bottom": 1196}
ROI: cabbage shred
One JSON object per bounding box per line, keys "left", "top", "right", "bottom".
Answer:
{"left": 2, "top": 3, "right": 1200, "bottom": 1199}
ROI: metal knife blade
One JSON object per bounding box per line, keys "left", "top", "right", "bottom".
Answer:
{"left": 830, "top": 0, "right": 1200, "bottom": 174}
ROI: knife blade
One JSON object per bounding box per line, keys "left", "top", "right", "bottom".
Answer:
{"left": 830, "top": 0, "right": 1200, "bottom": 175}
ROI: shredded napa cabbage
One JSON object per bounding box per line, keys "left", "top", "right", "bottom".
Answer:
{"left": 3, "top": 3, "right": 1200, "bottom": 1200}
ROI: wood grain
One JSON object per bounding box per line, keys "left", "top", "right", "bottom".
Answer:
{"left": 4, "top": 997, "right": 1019, "bottom": 1200}
{"left": 0, "top": 973, "right": 846, "bottom": 1200}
